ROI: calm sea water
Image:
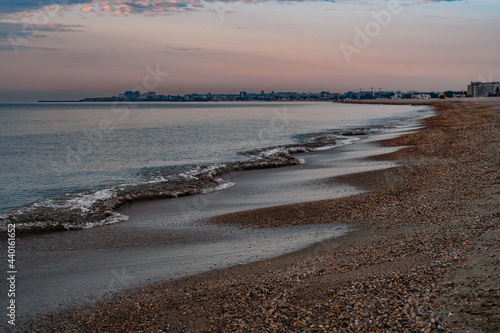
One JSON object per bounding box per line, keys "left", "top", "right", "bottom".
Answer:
{"left": 0, "top": 102, "right": 432, "bottom": 232}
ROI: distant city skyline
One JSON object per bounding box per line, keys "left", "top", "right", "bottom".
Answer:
{"left": 0, "top": 0, "right": 499, "bottom": 102}
{"left": 42, "top": 85, "right": 480, "bottom": 103}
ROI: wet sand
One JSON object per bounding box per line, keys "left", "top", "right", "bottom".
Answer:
{"left": 21, "top": 99, "right": 500, "bottom": 331}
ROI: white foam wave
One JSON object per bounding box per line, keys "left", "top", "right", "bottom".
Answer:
{"left": 65, "top": 189, "right": 116, "bottom": 215}
{"left": 1, "top": 128, "right": 371, "bottom": 234}
{"left": 75, "top": 212, "right": 129, "bottom": 230}
{"left": 179, "top": 163, "right": 228, "bottom": 179}
{"left": 312, "top": 137, "right": 360, "bottom": 151}
{"left": 201, "top": 180, "right": 235, "bottom": 194}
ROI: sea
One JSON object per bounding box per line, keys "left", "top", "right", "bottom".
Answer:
{"left": 0, "top": 102, "right": 433, "bottom": 233}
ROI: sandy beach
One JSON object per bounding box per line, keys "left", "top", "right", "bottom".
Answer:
{"left": 24, "top": 98, "right": 499, "bottom": 332}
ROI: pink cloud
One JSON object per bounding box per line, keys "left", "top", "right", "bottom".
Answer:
{"left": 81, "top": 4, "right": 94, "bottom": 12}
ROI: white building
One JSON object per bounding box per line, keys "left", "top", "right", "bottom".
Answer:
{"left": 413, "top": 94, "right": 431, "bottom": 99}
{"left": 467, "top": 81, "right": 500, "bottom": 97}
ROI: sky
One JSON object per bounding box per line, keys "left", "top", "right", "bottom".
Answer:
{"left": 0, "top": 0, "right": 499, "bottom": 101}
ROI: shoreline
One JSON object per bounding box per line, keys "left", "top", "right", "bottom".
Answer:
{"left": 22, "top": 99, "right": 500, "bottom": 331}
{"left": 2, "top": 101, "right": 425, "bottom": 236}
{"left": 5, "top": 104, "right": 427, "bottom": 325}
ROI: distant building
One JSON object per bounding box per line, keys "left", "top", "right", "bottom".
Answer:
{"left": 343, "top": 91, "right": 359, "bottom": 100}
{"left": 468, "top": 82, "right": 480, "bottom": 97}
{"left": 374, "top": 91, "right": 395, "bottom": 99}
{"left": 322, "top": 92, "right": 340, "bottom": 100}
{"left": 359, "top": 91, "right": 374, "bottom": 100}
{"left": 391, "top": 91, "right": 403, "bottom": 99}
{"left": 467, "top": 81, "right": 500, "bottom": 97}
{"left": 119, "top": 90, "right": 141, "bottom": 101}
{"left": 412, "top": 93, "right": 431, "bottom": 99}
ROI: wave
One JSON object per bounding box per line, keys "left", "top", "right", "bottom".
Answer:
{"left": 0, "top": 128, "right": 368, "bottom": 235}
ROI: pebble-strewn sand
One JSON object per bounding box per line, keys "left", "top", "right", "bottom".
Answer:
{"left": 26, "top": 99, "right": 499, "bottom": 332}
